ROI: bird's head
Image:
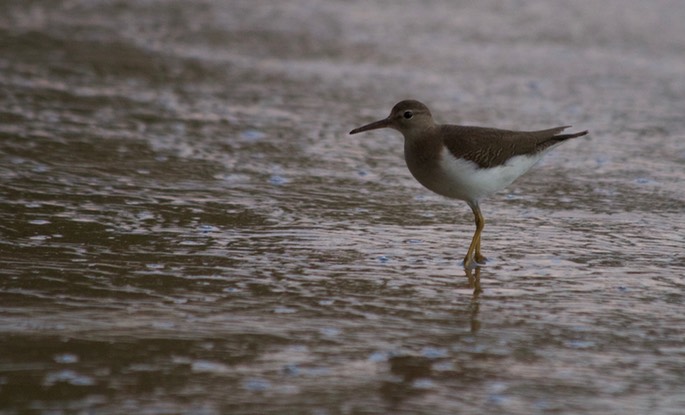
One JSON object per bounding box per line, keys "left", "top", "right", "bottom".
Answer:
{"left": 349, "top": 100, "right": 434, "bottom": 137}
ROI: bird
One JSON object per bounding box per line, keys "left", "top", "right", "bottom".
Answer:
{"left": 349, "top": 99, "right": 588, "bottom": 269}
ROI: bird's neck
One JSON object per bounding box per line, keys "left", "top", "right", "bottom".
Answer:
{"left": 401, "top": 123, "right": 438, "bottom": 143}
{"left": 403, "top": 126, "right": 443, "bottom": 166}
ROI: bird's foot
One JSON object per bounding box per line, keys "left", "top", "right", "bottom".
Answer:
{"left": 463, "top": 254, "right": 487, "bottom": 269}
{"left": 463, "top": 256, "right": 477, "bottom": 270}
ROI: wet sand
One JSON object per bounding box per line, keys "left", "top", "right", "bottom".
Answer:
{"left": 1, "top": 1, "right": 684, "bottom": 414}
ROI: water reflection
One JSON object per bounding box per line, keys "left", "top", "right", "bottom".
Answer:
{"left": 464, "top": 266, "right": 483, "bottom": 296}
{"left": 464, "top": 267, "right": 482, "bottom": 333}
{"left": 380, "top": 355, "right": 434, "bottom": 411}
{"left": 376, "top": 267, "right": 483, "bottom": 411}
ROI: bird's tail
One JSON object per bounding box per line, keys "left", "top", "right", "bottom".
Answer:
{"left": 556, "top": 130, "right": 589, "bottom": 141}
{"left": 553, "top": 127, "right": 589, "bottom": 142}
{"left": 535, "top": 127, "right": 588, "bottom": 152}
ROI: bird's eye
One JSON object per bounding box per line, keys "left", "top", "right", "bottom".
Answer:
{"left": 403, "top": 110, "right": 413, "bottom": 119}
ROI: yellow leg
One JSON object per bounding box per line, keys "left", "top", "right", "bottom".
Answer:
{"left": 463, "top": 201, "right": 487, "bottom": 268}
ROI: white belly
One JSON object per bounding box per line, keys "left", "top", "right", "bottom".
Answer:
{"left": 420, "top": 151, "right": 544, "bottom": 202}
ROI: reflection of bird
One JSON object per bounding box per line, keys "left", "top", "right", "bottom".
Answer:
{"left": 465, "top": 267, "right": 482, "bottom": 332}
{"left": 350, "top": 100, "right": 588, "bottom": 268}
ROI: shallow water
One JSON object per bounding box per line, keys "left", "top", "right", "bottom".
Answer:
{"left": 1, "top": 1, "right": 684, "bottom": 414}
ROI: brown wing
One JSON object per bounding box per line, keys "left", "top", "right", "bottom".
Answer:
{"left": 441, "top": 125, "right": 587, "bottom": 168}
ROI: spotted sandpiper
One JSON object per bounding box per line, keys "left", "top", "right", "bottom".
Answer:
{"left": 350, "top": 100, "right": 588, "bottom": 269}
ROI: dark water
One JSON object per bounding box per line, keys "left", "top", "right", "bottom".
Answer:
{"left": 1, "top": 1, "right": 684, "bottom": 414}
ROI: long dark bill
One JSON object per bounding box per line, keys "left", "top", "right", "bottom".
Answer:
{"left": 349, "top": 118, "right": 391, "bottom": 135}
